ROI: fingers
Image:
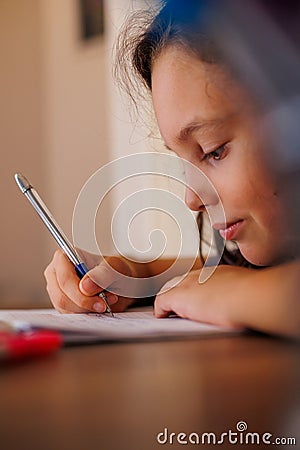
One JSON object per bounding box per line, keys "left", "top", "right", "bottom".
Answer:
{"left": 79, "top": 256, "right": 134, "bottom": 299}
{"left": 154, "top": 271, "right": 237, "bottom": 328}
{"left": 154, "top": 290, "right": 183, "bottom": 318}
{"left": 155, "top": 289, "right": 205, "bottom": 320}
{"left": 44, "top": 250, "right": 135, "bottom": 314}
{"left": 44, "top": 261, "right": 90, "bottom": 314}
{"left": 154, "top": 276, "right": 197, "bottom": 319}
{"left": 79, "top": 261, "right": 135, "bottom": 312}
{"left": 44, "top": 250, "right": 108, "bottom": 313}
{"left": 79, "top": 263, "right": 115, "bottom": 296}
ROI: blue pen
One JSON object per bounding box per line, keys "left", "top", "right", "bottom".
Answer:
{"left": 14, "top": 173, "right": 113, "bottom": 316}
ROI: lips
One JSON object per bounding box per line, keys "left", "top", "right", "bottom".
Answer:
{"left": 213, "top": 220, "right": 244, "bottom": 240}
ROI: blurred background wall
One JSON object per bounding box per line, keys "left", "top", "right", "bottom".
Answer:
{"left": 0, "top": 0, "right": 146, "bottom": 307}
{"left": 0, "top": 0, "right": 189, "bottom": 309}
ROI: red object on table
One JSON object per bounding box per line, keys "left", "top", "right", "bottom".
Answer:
{"left": 0, "top": 330, "right": 63, "bottom": 362}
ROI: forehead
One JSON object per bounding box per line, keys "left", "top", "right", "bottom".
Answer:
{"left": 151, "top": 46, "right": 247, "bottom": 141}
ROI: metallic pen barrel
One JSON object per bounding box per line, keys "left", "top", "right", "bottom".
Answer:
{"left": 14, "top": 173, "right": 113, "bottom": 316}
{"left": 15, "top": 174, "right": 80, "bottom": 266}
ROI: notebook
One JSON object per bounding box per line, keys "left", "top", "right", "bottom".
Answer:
{"left": 0, "top": 308, "right": 241, "bottom": 344}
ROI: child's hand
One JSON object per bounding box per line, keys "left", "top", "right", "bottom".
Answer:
{"left": 44, "top": 249, "right": 135, "bottom": 314}
{"left": 154, "top": 266, "right": 249, "bottom": 329}
{"left": 154, "top": 262, "right": 300, "bottom": 338}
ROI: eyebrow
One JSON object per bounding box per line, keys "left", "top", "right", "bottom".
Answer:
{"left": 163, "top": 114, "right": 235, "bottom": 152}
{"left": 176, "top": 118, "right": 226, "bottom": 143}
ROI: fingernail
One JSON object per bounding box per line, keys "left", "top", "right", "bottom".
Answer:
{"left": 80, "top": 276, "right": 99, "bottom": 295}
{"left": 107, "top": 293, "right": 118, "bottom": 305}
{"left": 93, "top": 302, "right": 105, "bottom": 313}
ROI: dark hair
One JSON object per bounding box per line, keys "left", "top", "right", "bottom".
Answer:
{"left": 115, "top": 0, "right": 299, "bottom": 268}
{"left": 115, "top": 0, "right": 220, "bottom": 105}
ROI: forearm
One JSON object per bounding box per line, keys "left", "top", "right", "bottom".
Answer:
{"left": 228, "top": 261, "right": 300, "bottom": 339}
{"left": 123, "top": 256, "right": 203, "bottom": 300}
{"left": 123, "top": 256, "right": 202, "bottom": 278}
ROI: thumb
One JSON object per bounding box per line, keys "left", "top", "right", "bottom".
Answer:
{"left": 79, "top": 264, "right": 115, "bottom": 296}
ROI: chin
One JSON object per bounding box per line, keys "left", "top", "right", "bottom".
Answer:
{"left": 237, "top": 243, "right": 277, "bottom": 267}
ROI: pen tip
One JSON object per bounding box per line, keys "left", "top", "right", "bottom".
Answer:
{"left": 14, "top": 173, "right": 31, "bottom": 193}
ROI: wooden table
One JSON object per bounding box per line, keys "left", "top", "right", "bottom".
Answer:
{"left": 0, "top": 333, "right": 299, "bottom": 450}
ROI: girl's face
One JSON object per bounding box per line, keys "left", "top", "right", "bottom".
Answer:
{"left": 152, "top": 46, "right": 293, "bottom": 266}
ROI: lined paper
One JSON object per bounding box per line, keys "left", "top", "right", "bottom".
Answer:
{"left": 0, "top": 308, "right": 240, "bottom": 343}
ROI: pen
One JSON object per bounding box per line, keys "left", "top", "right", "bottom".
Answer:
{"left": 14, "top": 173, "right": 113, "bottom": 316}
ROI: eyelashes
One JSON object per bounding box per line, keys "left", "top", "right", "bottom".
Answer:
{"left": 202, "top": 144, "right": 228, "bottom": 161}
{"left": 163, "top": 141, "right": 230, "bottom": 164}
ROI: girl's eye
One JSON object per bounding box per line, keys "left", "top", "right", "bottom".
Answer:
{"left": 203, "top": 144, "right": 227, "bottom": 161}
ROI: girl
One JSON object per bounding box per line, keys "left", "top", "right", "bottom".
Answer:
{"left": 44, "top": 0, "right": 300, "bottom": 338}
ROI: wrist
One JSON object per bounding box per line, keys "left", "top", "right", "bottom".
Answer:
{"left": 217, "top": 266, "right": 255, "bottom": 329}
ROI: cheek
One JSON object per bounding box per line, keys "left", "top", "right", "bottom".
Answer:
{"left": 253, "top": 192, "right": 283, "bottom": 233}
{"left": 243, "top": 158, "right": 283, "bottom": 225}
{"left": 204, "top": 160, "right": 252, "bottom": 212}
{"left": 213, "top": 145, "right": 279, "bottom": 215}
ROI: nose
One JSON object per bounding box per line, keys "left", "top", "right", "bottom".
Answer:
{"left": 185, "top": 186, "right": 205, "bottom": 211}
